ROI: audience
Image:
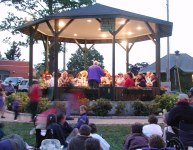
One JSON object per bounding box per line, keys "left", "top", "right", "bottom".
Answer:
{"left": 123, "top": 123, "right": 148, "bottom": 150}
{"left": 165, "top": 93, "right": 193, "bottom": 136}
{"left": 85, "top": 138, "right": 101, "bottom": 150}
{"left": 89, "top": 123, "right": 110, "bottom": 150}
{"left": 149, "top": 135, "right": 165, "bottom": 149}
{"left": 143, "top": 115, "right": 163, "bottom": 137}
{"left": 57, "top": 112, "right": 73, "bottom": 140}
{"left": 74, "top": 105, "right": 89, "bottom": 129}
{"left": 68, "top": 125, "right": 91, "bottom": 150}
{"left": 46, "top": 114, "right": 67, "bottom": 147}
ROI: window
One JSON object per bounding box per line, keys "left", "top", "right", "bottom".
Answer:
{"left": 20, "top": 80, "right": 28, "bottom": 85}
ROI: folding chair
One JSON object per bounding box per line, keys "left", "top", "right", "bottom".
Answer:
{"left": 40, "top": 139, "right": 62, "bottom": 150}
{"left": 35, "top": 129, "right": 53, "bottom": 149}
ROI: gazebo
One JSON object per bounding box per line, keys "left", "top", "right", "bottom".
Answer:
{"left": 16, "top": 3, "right": 173, "bottom": 100}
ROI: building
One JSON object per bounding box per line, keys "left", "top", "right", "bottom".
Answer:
{"left": 141, "top": 51, "right": 193, "bottom": 91}
{"left": 0, "top": 60, "right": 36, "bottom": 80}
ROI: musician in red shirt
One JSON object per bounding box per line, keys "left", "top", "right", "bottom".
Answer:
{"left": 124, "top": 72, "right": 135, "bottom": 87}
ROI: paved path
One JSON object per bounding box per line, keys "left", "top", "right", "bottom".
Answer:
{"left": 0, "top": 111, "right": 164, "bottom": 125}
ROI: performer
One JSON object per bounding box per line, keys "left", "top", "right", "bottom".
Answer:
{"left": 88, "top": 61, "right": 104, "bottom": 88}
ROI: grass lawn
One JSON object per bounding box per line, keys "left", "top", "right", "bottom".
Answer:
{"left": 3, "top": 122, "right": 131, "bottom": 150}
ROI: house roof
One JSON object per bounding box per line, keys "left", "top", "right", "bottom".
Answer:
{"left": 16, "top": 3, "right": 173, "bottom": 44}
{"left": 141, "top": 53, "right": 193, "bottom": 73}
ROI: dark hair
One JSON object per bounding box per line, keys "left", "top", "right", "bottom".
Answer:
{"left": 131, "top": 123, "right": 143, "bottom": 134}
{"left": 148, "top": 115, "right": 158, "bottom": 124}
{"left": 127, "top": 72, "right": 133, "bottom": 79}
{"left": 46, "top": 114, "right": 57, "bottom": 128}
{"left": 89, "top": 123, "right": 97, "bottom": 133}
{"left": 149, "top": 135, "right": 165, "bottom": 149}
{"left": 85, "top": 138, "right": 101, "bottom": 150}
{"left": 79, "top": 125, "right": 91, "bottom": 136}
{"left": 57, "top": 112, "right": 65, "bottom": 123}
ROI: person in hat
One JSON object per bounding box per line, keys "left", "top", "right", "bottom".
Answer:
{"left": 165, "top": 93, "right": 193, "bottom": 135}
{"left": 88, "top": 61, "right": 104, "bottom": 88}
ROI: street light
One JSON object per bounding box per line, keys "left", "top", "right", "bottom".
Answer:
{"left": 166, "top": 0, "right": 170, "bottom": 82}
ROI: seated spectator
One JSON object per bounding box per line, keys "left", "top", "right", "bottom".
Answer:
{"left": 89, "top": 123, "right": 110, "bottom": 150}
{"left": 123, "top": 123, "right": 148, "bottom": 150}
{"left": 46, "top": 114, "right": 67, "bottom": 147}
{"left": 189, "top": 87, "right": 193, "bottom": 103}
{"left": 57, "top": 112, "right": 73, "bottom": 140}
{"left": 149, "top": 135, "right": 165, "bottom": 149}
{"left": 68, "top": 125, "right": 91, "bottom": 150}
{"left": 124, "top": 72, "right": 135, "bottom": 88}
{"left": 165, "top": 94, "right": 193, "bottom": 135}
{"left": 143, "top": 115, "right": 163, "bottom": 137}
{"left": 85, "top": 138, "right": 101, "bottom": 150}
{"left": 74, "top": 105, "right": 89, "bottom": 129}
{"left": 5, "top": 81, "right": 15, "bottom": 96}
{"left": 0, "top": 134, "right": 26, "bottom": 150}
{"left": 0, "top": 122, "right": 5, "bottom": 139}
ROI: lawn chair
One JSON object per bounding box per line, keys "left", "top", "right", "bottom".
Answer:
{"left": 35, "top": 129, "right": 53, "bottom": 149}
{"left": 40, "top": 139, "right": 62, "bottom": 150}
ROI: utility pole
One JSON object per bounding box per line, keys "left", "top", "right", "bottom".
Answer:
{"left": 166, "top": 0, "right": 170, "bottom": 82}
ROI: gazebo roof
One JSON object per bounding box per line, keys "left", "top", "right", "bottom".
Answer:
{"left": 16, "top": 3, "right": 173, "bottom": 44}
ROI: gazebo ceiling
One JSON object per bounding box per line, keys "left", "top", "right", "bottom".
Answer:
{"left": 16, "top": 3, "right": 173, "bottom": 44}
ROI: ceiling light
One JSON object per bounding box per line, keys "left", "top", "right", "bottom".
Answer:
{"left": 87, "top": 19, "right": 92, "bottom": 23}
{"left": 59, "top": 21, "right": 65, "bottom": 27}
{"left": 74, "top": 33, "right": 77, "bottom": 36}
{"left": 120, "top": 20, "right": 125, "bottom": 25}
{"left": 137, "top": 26, "right": 142, "bottom": 30}
{"left": 101, "top": 34, "right": 107, "bottom": 38}
{"left": 98, "top": 28, "right": 101, "bottom": 31}
{"left": 127, "top": 32, "right": 133, "bottom": 35}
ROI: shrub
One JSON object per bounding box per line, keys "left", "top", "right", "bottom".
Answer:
{"left": 147, "top": 102, "right": 161, "bottom": 115}
{"left": 132, "top": 100, "right": 148, "bottom": 116}
{"left": 6, "top": 92, "right": 50, "bottom": 113}
{"left": 115, "top": 101, "right": 126, "bottom": 115}
{"left": 153, "top": 94, "right": 177, "bottom": 111}
{"left": 90, "top": 98, "right": 112, "bottom": 116}
{"left": 37, "top": 98, "right": 50, "bottom": 113}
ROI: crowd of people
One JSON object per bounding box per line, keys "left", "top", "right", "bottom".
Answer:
{"left": 0, "top": 91, "right": 193, "bottom": 149}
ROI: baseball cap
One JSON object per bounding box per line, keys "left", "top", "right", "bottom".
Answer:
{"left": 176, "top": 93, "right": 189, "bottom": 100}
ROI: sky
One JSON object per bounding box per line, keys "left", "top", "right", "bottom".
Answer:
{"left": 0, "top": 0, "right": 193, "bottom": 74}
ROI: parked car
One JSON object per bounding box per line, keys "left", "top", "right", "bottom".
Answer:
{"left": 2, "top": 77, "right": 24, "bottom": 90}
{"left": 18, "top": 79, "right": 38, "bottom": 92}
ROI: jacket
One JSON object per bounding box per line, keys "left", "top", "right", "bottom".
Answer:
{"left": 166, "top": 101, "right": 193, "bottom": 128}
{"left": 123, "top": 133, "right": 148, "bottom": 150}
{"left": 74, "top": 113, "right": 89, "bottom": 129}
{"left": 47, "top": 123, "right": 67, "bottom": 147}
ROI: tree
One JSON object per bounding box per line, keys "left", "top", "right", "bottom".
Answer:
{"left": 0, "top": 0, "right": 96, "bottom": 72}
{"left": 67, "top": 48, "right": 104, "bottom": 72}
{"left": 4, "top": 41, "right": 21, "bottom": 60}
{"left": 129, "top": 62, "right": 149, "bottom": 75}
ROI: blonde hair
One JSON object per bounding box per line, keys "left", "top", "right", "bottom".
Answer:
{"left": 80, "top": 105, "right": 87, "bottom": 112}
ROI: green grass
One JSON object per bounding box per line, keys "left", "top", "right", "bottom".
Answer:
{"left": 3, "top": 122, "right": 131, "bottom": 150}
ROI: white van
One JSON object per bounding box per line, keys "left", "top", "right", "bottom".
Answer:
{"left": 18, "top": 79, "right": 38, "bottom": 92}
